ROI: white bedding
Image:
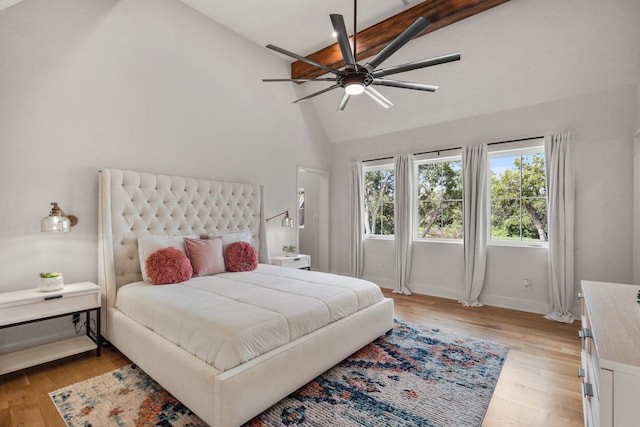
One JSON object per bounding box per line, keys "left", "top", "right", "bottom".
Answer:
{"left": 115, "top": 264, "right": 384, "bottom": 371}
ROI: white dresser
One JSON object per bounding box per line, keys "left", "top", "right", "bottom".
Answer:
{"left": 579, "top": 280, "right": 640, "bottom": 427}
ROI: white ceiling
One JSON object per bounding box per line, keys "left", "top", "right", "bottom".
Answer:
{"left": 178, "top": 0, "right": 419, "bottom": 56}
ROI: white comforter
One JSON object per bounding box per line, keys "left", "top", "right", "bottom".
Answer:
{"left": 115, "top": 264, "right": 384, "bottom": 371}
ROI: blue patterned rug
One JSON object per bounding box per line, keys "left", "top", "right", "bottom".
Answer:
{"left": 50, "top": 320, "right": 508, "bottom": 427}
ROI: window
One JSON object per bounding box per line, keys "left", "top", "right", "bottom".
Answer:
{"left": 363, "top": 163, "right": 394, "bottom": 236}
{"left": 298, "top": 188, "right": 305, "bottom": 228}
{"left": 415, "top": 157, "right": 463, "bottom": 240}
{"left": 489, "top": 146, "right": 547, "bottom": 243}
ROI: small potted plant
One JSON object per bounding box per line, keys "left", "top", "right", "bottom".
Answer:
{"left": 282, "top": 244, "right": 297, "bottom": 257}
{"left": 39, "top": 272, "right": 64, "bottom": 292}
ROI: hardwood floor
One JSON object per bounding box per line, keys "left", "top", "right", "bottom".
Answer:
{"left": 0, "top": 292, "right": 583, "bottom": 427}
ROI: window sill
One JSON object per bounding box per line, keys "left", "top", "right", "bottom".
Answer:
{"left": 413, "top": 238, "right": 462, "bottom": 245}
{"left": 365, "top": 235, "right": 394, "bottom": 241}
{"left": 488, "top": 240, "right": 548, "bottom": 249}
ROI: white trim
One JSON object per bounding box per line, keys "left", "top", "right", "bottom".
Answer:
{"left": 634, "top": 128, "right": 640, "bottom": 285}
{"left": 488, "top": 138, "right": 545, "bottom": 155}
{"left": 414, "top": 150, "right": 462, "bottom": 163}
{"left": 362, "top": 160, "right": 394, "bottom": 171}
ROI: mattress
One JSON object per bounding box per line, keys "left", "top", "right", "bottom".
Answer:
{"left": 115, "top": 264, "right": 384, "bottom": 371}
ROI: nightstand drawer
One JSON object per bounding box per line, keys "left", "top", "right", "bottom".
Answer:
{"left": 271, "top": 254, "right": 311, "bottom": 269}
{"left": 281, "top": 257, "right": 310, "bottom": 269}
{"left": 0, "top": 282, "right": 100, "bottom": 327}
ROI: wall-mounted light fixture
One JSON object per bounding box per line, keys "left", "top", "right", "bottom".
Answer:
{"left": 266, "top": 210, "right": 295, "bottom": 227}
{"left": 41, "top": 202, "right": 78, "bottom": 232}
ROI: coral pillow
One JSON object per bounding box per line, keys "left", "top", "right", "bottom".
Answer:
{"left": 145, "top": 247, "right": 193, "bottom": 285}
{"left": 184, "top": 237, "right": 225, "bottom": 276}
{"left": 224, "top": 241, "right": 258, "bottom": 272}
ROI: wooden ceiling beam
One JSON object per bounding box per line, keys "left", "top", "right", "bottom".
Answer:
{"left": 291, "top": 0, "right": 509, "bottom": 79}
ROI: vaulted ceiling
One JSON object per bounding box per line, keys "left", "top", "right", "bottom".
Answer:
{"left": 178, "top": 0, "right": 639, "bottom": 143}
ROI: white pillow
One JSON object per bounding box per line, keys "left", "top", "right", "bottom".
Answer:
{"left": 209, "top": 230, "right": 252, "bottom": 255}
{"left": 138, "top": 234, "right": 196, "bottom": 283}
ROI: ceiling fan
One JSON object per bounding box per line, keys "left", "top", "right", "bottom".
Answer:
{"left": 262, "top": 0, "right": 461, "bottom": 111}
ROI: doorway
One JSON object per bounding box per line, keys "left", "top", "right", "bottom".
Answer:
{"left": 297, "top": 167, "right": 329, "bottom": 272}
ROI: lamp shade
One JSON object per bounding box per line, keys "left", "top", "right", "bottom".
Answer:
{"left": 41, "top": 214, "right": 70, "bottom": 232}
{"left": 281, "top": 212, "right": 295, "bottom": 227}
{"left": 41, "top": 202, "right": 77, "bottom": 232}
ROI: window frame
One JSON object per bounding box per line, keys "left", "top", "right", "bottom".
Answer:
{"left": 413, "top": 152, "right": 463, "bottom": 243}
{"left": 362, "top": 161, "right": 395, "bottom": 239}
{"left": 488, "top": 141, "right": 548, "bottom": 247}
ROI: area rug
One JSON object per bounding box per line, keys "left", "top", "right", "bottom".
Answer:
{"left": 50, "top": 320, "right": 508, "bottom": 427}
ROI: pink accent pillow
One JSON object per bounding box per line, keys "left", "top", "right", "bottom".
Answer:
{"left": 145, "top": 247, "right": 193, "bottom": 285}
{"left": 224, "top": 241, "right": 258, "bottom": 272}
{"left": 184, "top": 237, "right": 225, "bottom": 276}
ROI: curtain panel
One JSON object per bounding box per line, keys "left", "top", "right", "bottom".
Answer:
{"left": 460, "top": 144, "right": 489, "bottom": 307}
{"left": 544, "top": 131, "right": 575, "bottom": 323}
{"left": 349, "top": 162, "right": 364, "bottom": 278}
{"left": 394, "top": 154, "right": 414, "bottom": 295}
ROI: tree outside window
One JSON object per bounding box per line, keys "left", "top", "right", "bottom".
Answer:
{"left": 416, "top": 159, "right": 463, "bottom": 239}
{"left": 490, "top": 149, "right": 547, "bottom": 242}
{"left": 363, "top": 165, "right": 394, "bottom": 236}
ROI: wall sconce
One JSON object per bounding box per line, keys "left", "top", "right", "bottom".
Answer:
{"left": 267, "top": 210, "right": 295, "bottom": 227}
{"left": 41, "top": 202, "right": 78, "bottom": 232}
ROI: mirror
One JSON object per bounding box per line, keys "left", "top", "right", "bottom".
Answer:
{"left": 297, "top": 167, "right": 329, "bottom": 272}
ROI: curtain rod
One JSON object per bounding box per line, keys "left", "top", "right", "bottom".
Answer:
{"left": 363, "top": 135, "right": 545, "bottom": 162}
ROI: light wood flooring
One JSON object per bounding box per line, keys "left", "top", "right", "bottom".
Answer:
{"left": 0, "top": 291, "right": 583, "bottom": 427}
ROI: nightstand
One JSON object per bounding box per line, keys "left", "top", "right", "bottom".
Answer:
{"left": 271, "top": 254, "right": 311, "bottom": 270}
{"left": 0, "top": 281, "right": 101, "bottom": 375}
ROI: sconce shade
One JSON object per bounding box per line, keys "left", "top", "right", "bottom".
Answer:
{"left": 41, "top": 202, "right": 77, "bottom": 233}
{"left": 267, "top": 210, "right": 295, "bottom": 228}
{"left": 281, "top": 212, "right": 294, "bottom": 227}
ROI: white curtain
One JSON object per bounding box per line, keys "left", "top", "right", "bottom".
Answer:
{"left": 349, "top": 162, "right": 364, "bottom": 278}
{"left": 460, "top": 144, "right": 489, "bottom": 307}
{"left": 394, "top": 154, "right": 414, "bottom": 295}
{"left": 544, "top": 132, "right": 575, "bottom": 323}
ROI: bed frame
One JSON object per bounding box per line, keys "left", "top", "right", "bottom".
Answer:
{"left": 97, "top": 169, "right": 394, "bottom": 426}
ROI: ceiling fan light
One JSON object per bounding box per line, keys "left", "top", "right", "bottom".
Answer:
{"left": 345, "top": 82, "right": 365, "bottom": 95}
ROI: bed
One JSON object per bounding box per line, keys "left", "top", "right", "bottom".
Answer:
{"left": 97, "top": 169, "right": 394, "bottom": 426}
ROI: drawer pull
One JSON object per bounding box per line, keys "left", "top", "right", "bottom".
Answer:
{"left": 583, "top": 382, "right": 594, "bottom": 398}
{"left": 578, "top": 368, "right": 585, "bottom": 378}
{"left": 44, "top": 295, "right": 63, "bottom": 301}
{"left": 579, "top": 328, "right": 593, "bottom": 339}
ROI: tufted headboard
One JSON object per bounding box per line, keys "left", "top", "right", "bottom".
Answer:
{"left": 97, "top": 169, "right": 270, "bottom": 317}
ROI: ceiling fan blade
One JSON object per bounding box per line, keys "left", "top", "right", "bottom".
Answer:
{"left": 267, "top": 44, "right": 341, "bottom": 76}
{"left": 262, "top": 78, "right": 336, "bottom": 82}
{"left": 373, "top": 78, "right": 439, "bottom": 92}
{"left": 330, "top": 14, "right": 356, "bottom": 68}
{"left": 364, "top": 87, "right": 393, "bottom": 109}
{"left": 364, "top": 17, "right": 431, "bottom": 72}
{"left": 337, "top": 92, "right": 351, "bottom": 111}
{"left": 372, "top": 53, "right": 461, "bottom": 78}
{"left": 292, "top": 84, "right": 341, "bottom": 104}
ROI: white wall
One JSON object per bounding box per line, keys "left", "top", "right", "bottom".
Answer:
{"left": 329, "top": 85, "right": 637, "bottom": 314}
{"left": 0, "top": 0, "right": 329, "bottom": 351}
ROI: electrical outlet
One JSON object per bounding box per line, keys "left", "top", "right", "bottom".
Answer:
{"left": 376, "top": 263, "right": 383, "bottom": 272}
{"left": 72, "top": 313, "right": 80, "bottom": 324}
{"left": 522, "top": 279, "right": 531, "bottom": 291}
